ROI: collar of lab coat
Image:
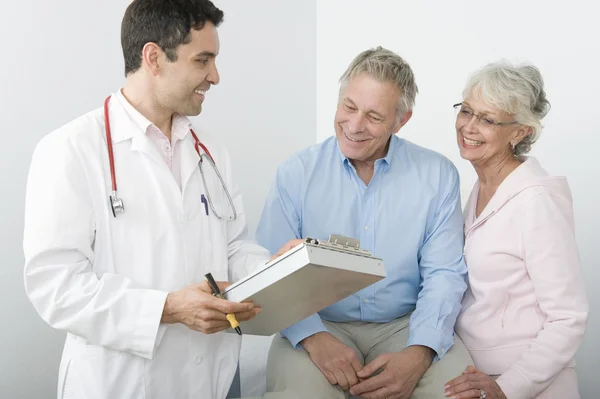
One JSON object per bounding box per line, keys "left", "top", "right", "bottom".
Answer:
{"left": 107, "top": 90, "right": 202, "bottom": 192}
{"left": 108, "top": 89, "right": 193, "bottom": 144}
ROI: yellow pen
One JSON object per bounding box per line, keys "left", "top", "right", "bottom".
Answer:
{"left": 204, "top": 273, "right": 242, "bottom": 335}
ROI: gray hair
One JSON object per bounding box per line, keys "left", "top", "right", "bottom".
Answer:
{"left": 339, "top": 46, "right": 418, "bottom": 120}
{"left": 463, "top": 59, "right": 551, "bottom": 156}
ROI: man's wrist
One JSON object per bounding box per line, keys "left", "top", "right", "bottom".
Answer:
{"left": 406, "top": 345, "right": 435, "bottom": 367}
{"left": 160, "top": 292, "right": 179, "bottom": 324}
{"left": 300, "top": 331, "right": 328, "bottom": 352}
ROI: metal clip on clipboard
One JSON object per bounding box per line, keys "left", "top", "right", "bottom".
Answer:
{"left": 223, "top": 234, "right": 386, "bottom": 336}
{"left": 304, "top": 234, "right": 372, "bottom": 257}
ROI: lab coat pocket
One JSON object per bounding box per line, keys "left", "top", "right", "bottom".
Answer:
{"left": 200, "top": 159, "right": 233, "bottom": 221}
{"left": 58, "top": 358, "right": 72, "bottom": 399}
{"left": 191, "top": 332, "right": 240, "bottom": 398}
{"left": 185, "top": 179, "right": 229, "bottom": 283}
{"left": 76, "top": 343, "right": 144, "bottom": 399}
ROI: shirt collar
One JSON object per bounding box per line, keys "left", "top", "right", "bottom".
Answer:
{"left": 111, "top": 89, "right": 192, "bottom": 143}
{"left": 335, "top": 134, "right": 399, "bottom": 173}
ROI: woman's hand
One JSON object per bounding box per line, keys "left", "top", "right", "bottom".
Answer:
{"left": 444, "top": 366, "right": 507, "bottom": 399}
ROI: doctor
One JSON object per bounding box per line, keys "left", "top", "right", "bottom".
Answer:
{"left": 22, "top": 0, "right": 295, "bottom": 398}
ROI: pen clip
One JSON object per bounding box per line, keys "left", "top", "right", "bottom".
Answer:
{"left": 204, "top": 272, "right": 221, "bottom": 296}
{"left": 201, "top": 194, "right": 209, "bottom": 216}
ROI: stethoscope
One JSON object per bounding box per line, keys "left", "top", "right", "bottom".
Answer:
{"left": 103, "top": 95, "right": 237, "bottom": 220}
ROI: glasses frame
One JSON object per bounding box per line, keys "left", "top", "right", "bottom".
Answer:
{"left": 453, "top": 102, "right": 519, "bottom": 128}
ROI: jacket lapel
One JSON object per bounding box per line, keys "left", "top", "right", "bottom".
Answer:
{"left": 180, "top": 134, "right": 201, "bottom": 195}
{"left": 464, "top": 160, "right": 536, "bottom": 236}
{"left": 130, "top": 132, "right": 167, "bottom": 168}
{"left": 463, "top": 181, "right": 479, "bottom": 233}
{"left": 108, "top": 93, "right": 166, "bottom": 168}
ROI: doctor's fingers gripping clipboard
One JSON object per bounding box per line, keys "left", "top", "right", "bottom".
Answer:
{"left": 222, "top": 235, "right": 386, "bottom": 336}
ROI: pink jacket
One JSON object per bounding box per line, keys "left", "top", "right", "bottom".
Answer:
{"left": 455, "top": 157, "right": 588, "bottom": 399}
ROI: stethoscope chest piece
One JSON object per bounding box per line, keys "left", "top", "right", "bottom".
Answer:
{"left": 103, "top": 94, "right": 237, "bottom": 220}
{"left": 110, "top": 191, "right": 125, "bottom": 217}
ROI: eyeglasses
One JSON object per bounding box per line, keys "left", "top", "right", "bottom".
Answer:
{"left": 453, "top": 103, "right": 519, "bottom": 129}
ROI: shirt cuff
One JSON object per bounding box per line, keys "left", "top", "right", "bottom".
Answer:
{"left": 280, "top": 314, "right": 328, "bottom": 349}
{"left": 496, "top": 368, "right": 533, "bottom": 399}
{"left": 406, "top": 325, "right": 453, "bottom": 362}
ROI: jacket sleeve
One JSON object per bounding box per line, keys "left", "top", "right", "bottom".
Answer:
{"left": 23, "top": 134, "right": 168, "bottom": 360}
{"left": 408, "top": 162, "right": 468, "bottom": 360}
{"left": 496, "top": 189, "right": 588, "bottom": 398}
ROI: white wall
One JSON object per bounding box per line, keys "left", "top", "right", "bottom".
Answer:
{"left": 202, "top": 3, "right": 317, "bottom": 393}
{"left": 1, "top": 2, "right": 127, "bottom": 397}
{"left": 203, "top": 0, "right": 316, "bottom": 235}
{"left": 3, "top": 0, "right": 598, "bottom": 397}
{"left": 0, "top": 0, "right": 315, "bottom": 397}
{"left": 317, "top": 1, "right": 600, "bottom": 397}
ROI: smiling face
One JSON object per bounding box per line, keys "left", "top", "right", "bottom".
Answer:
{"left": 456, "top": 94, "right": 530, "bottom": 167}
{"left": 155, "top": 22, "right": 221, "bottom": 116}
{"left": 335, "top": 73, "right": 410, "bottom": 163}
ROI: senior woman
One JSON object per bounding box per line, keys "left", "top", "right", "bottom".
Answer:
{"left": 444, "top": 61, "right": 588, "bottom": 399}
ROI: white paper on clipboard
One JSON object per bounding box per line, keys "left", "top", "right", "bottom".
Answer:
{"left": 222, "top": 235, "right": 385, "bottom": 336}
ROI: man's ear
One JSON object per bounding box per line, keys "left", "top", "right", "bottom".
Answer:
{"left": 393, "top": 110, "right": 413, "bottom": 134}
{"left": 141, "top": 42, "right": 163, "bottom": 76}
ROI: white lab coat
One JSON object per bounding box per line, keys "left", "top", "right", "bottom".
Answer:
{"left": 23, "top": 92, "right": 271, "bottom": 399}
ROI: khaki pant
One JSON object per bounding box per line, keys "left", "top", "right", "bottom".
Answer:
{"left": 264, "top": 314, "right": 473, "bottom": 399}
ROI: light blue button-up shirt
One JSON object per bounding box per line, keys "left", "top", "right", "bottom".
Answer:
{"left": 256, "top": 135, "right": 467, "bottom": 359}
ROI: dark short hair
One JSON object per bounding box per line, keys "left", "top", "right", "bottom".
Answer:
{"left": 121, "top": 0, "right": 224, "bottom": 76}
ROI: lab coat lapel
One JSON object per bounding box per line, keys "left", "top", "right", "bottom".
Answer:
{"left": 108, "top": 94, "right": 166, "bottom": 168}
{"left": 129, "top": 131, "right": 168, "bottom": 168}
{"left": 180, "top": 134, "right": 201, "bottom": 195}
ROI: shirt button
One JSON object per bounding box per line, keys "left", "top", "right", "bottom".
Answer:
{"left": 194, "top": 356, "right": 202, "bottom": 365}
{"left": 364, "top": 298, "right": 370, "bottom": 303}
{"left": 164, "top": 143, "right": 171, "bottom": 152}
{"left": 364, "top": 226, "right": 369, "bottom": 231}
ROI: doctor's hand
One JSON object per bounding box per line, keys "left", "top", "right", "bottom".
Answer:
{"left": 269, "top": 239, "right": 305, "bottom": 261}
{"left": 301, "top": 332, "right": 363, "bottom": 391}
{"left": 160, "top": 282, "right": 260, "bottom": 334}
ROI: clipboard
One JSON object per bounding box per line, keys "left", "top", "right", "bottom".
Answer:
{"left": 222, "top": 234, "right": 385, "bottom": 336}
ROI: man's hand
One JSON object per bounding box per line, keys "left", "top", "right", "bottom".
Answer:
{"left": 161, "top": 281, "right": 260, "bottom": 334}
{"left": 444, "top": 365, "right": 507, "bottom": 399}
{"left": 349, "top": 345, "right": 434, "bottom": 399}
{"left": 301, "top": 332, "right": 363, "bottom": 391}
{"left": 269, "top": 239, "right": 305, "bottom": 261}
